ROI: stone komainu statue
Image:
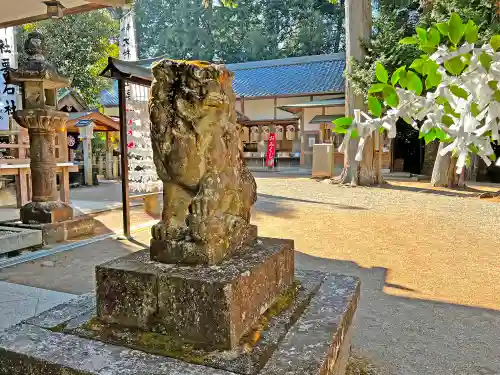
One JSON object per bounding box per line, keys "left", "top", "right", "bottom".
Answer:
{"left": 149, "top": 59, "right": 257, "bottom": 265}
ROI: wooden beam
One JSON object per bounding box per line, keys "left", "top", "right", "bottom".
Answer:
{"left": 241, "top": 96, "right": 245, "bottom": 115}
{"left": 0, "top": 3, "right": 107, "bottom": 29}
{"left": 118, "top": 79, "right": 131, "bottom": 238}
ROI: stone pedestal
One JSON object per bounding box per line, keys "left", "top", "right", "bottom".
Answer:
{"left": 97, "top": 237, "right": 294, "bottom": 350}
{"left": 16, "top": 109, "right": 73, "bottom": 224}
{"left": 0, "top": 269, "right": 360, "bottom": 375}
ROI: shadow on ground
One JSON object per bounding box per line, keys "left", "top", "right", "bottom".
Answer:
{"left": 377, "top": 183, "right": 485, "bottom": 198}
{"left": 295, "top": 251, "right": 500, "bottom": 375}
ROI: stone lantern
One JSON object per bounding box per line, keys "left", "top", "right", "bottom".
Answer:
{"left": 7, "top": 32, "right": 73, "bottom": 224}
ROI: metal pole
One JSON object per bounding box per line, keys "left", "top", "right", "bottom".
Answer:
{"left": 118, "top": 78, "right": 131, "bottom": 237}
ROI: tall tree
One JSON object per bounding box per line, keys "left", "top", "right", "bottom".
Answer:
{"left": 134, "top": 0, "right": 345, "bottom": 62}
{"left": 20, "top": 10, "right": 119, "bottom": 107}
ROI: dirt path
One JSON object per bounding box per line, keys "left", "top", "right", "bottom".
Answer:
{"left": 1, "top": 176, "right": 499, "bottom": 374}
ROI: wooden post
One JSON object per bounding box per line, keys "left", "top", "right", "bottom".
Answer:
{"left": 118, "top": 78, "right": 131, "bottom": 237}
{"left": 60, "top": 168, "right": 70, "bottom": 203}
{"left": 15, "top": 169, "right": 28, "bottom": 208}
{"left": 105, "top": 131, "right": 113, "bottom": 178}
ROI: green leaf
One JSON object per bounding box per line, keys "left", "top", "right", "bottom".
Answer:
{"left": 425, "top": 71, "right": 442, "bottom": 89}
{"left": 491, "top": 35, "right": 500, "bottom": 51}
{"left": 434, "top": 128, "right": 448, "bottom": 140}
{"left": 436, "top": 22, "right": 449, "bottom": 35}
{"left": 427, "top": 28, "right": 441, "bottom": 46}
{"left": 416, "top": 28, "right": 427, "bottom": 42}
{"left": 420, "top": 45, "right": 437, "bottom": 54}
{"left": 406, "top": 71, "right": 423, "bottom": 95}
{"left": 468, "top": 144, "right": 479, "bottom": 154}
{"left": 494, "top": 91, "right": 500, "bottom": 102}
{"left": 444, "top": 102, "right": 460, "bottom": 117}
{"left": 383, "top": 86, "right": 399, "bottom": 108}
{"left": 351, "top": 129, "right": 359, "bottom": 138}
{"left": 488, "top": 81, "right": 498, "bottom": 90}
{"left": 368, "top": 83, "right": 389, "bottom": 93}
{"left": 470, "top": 103, "right": 481, "bottom": 117}
{"left": 391, "top": 66, "right": 406, "bottom": 86}
{"left": 441, "top": 115, "right": 454, "bottom": 126}
{"left": 480, "top": 52, "right": 493, "bottom": 71}
{"left": 368, "top": 96, "right": 382, "bottom": 117}
{"left": 424, "top": 129, "right": 436, "bottom": 144}
{"left": 489, "top": 153, "right": 497, "bottom": 162}
{"left": 444, "top": 56, "right": 465, "bottom": 75}
{"left": 333, "top": 117, "right": 353, "bottom": 127}
{"left": 375, "top": 62, "right": 389, "bottom": 83}
{"left": 436, "top": 97, "right": 448, "bottom": 105}
{"left": 449, "top": 85, "right": 468, "bottom": 99}
{"left": 465, "top": 21, "right": 478, "bottom": 44}
{"left": 410, "top": 59, "right": 424, "bottom": 74}
{"left": 448, "top": 13, "right": 465, "bottom": 45}
{"left": 422, "top": 60, "right": 438, "bottom": 76}
{"left": 400, "top": 36, "right": 418, "bottom": 45}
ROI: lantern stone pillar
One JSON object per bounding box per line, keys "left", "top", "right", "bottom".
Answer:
{"left": 7, "top": 32, "right": 73, "bottom": 224}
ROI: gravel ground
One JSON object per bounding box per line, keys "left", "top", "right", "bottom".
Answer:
{"left": 1, "top": 175, "right": 500, "bottom": 375}
{"left": 251, "top": 176, "right": 500, "bottom": 375}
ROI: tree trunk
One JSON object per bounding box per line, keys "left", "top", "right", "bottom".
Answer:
{"left": 430, "top": 143, "right": 452, "bottom": 186}
{"left": 421, "top": 141, "right": 438, "bottom": 176}
{"left": 333, "top": 0, "right": 376, "bottom": 185}
{"left": 431, "top": 142, "right": 462, "bottom": 187}
{"left": 332, "top": 0, "right": 345, "bottom": 53}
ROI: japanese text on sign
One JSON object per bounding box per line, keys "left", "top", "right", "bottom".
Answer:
{"left": 266, "top": 133, "right": 277, "bottom": 167}
{"left": 0, "top": 27, "right": 16, "bottom": 130}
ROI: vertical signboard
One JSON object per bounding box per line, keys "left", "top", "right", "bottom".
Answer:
{"left": 0, "top": 27, "right": 17, "bottom": 130}
{"left": 266, "top": 132, "right": 277, "bottom": 167}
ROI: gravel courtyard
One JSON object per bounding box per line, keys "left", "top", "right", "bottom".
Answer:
{"left": 253, "top": 176, "right": 500, "bottom": 375}
{"left": 1, "top": 175, "right": 500, "bottom": 375}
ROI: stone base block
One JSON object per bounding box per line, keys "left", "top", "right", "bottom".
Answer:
{"left": 1, "top": 215, "right": 96, "bottom": 245}
{"left": 150, "top": 224, "right": 258, "bottom": 265}
{"left": 96, "top": 236, "right": 294, "bottom": 349}
{"left": 20, "top": 201, "right": 73, "bottom": 224}
{"left": 0, "top": 271, "right": 360, "bottom": 375}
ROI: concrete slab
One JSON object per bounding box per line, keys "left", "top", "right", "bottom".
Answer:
{"left": 0, "top": 281, "right": 75, "bottom": 330}
{"left": 0, "top": 226, "right": 42, "bottom": 254}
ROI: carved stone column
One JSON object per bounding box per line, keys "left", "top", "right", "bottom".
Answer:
{"left": 7, "top": 32, "right": 73, "bottom": 224}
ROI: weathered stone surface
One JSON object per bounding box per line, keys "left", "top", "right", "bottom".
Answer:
{"left": 96, "top": 237, "right": 294, "bottom": 349}
{"left": 149, "top": 59, "right": 257, "bottom": 265}
{"left": 23, "top": 293, "right": 95, "bottom": 330}
{"left": 20, "top": 201, "right": 73, "bottom": 224}
{"left": 259, "top": 274, "right": 360, "bottom": 375}
{"left": 150, "top": 225, "right": 258, "bottom": 265}
{"left": 0, "top": 324, "right": 236, "bottom": 375}
{"left": 6, "top": 32, "right": 73, "bottom": 226}
{"left": 2, "top": 215, "right": 96, "bottom": 245}
{"left": 0, "top": 272, "right": 360, "bottom": 375}
{"left": 74, "top": 270, "right": 321, "bottom": 374}
{"left": 0, "top": 225, "right": 42, "bottom": 254}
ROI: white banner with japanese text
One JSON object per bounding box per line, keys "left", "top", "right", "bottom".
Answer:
{"left": 0, "top": 27, "right": 17, "bottom": 130}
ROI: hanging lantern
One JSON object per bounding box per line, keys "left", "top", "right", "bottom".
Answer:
{"left": 43, "top": 1, "right": 64, "bottom": 19}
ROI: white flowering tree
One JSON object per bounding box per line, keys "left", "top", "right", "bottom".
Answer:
{"left": 333, "top": 13, "right": 500, "bottom": 187}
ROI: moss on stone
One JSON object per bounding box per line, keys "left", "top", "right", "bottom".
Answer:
{"left": 240, "top": 280, "right": 302, "bottom": 349}
{"left": 78, "top": 317, "right": 208, "bottom": 364}
{"left": 48, "top": 322, "right": 68, "bottom": 333}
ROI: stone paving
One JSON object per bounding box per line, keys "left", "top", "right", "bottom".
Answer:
{"left": 0, "top": 175, "right": 500, "bottom": 374}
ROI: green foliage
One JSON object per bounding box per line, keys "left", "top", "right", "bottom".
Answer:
{"left": 349, "top": 0, "right": 500, "bottom": 98}
{"left": 19, "top": 10, "right": 119, "bottom": 108}
{"left": 135, "top": 0, "right": 345, "bottom": 62}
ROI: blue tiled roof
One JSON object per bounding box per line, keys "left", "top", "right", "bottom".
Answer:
{"left": 99, "top": 53, "right": 345, "bottom": 105}
{"left": 100, "top": 80, "right": 119, "bottom": 107}
{"left": 226, "top": 54, "right": 345, "bottom": 98}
